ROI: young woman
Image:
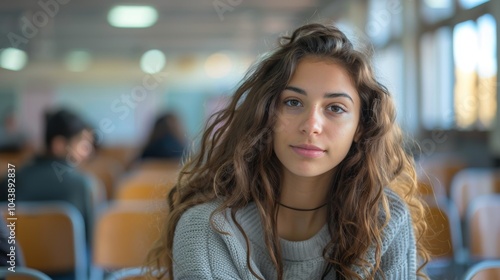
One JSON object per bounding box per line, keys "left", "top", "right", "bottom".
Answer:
{"left": 148, "top": 23, "right": 429, "bottom": 279}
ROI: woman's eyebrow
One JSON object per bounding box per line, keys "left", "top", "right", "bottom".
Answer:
{"left": 284, "top": 85, "right": 307, "bottom": 95}
{"left": 284, "top": 86, "right": 354, "bottom": 104}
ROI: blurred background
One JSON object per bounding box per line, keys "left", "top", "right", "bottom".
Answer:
{"left": 0, "top": 0, "right": 498, "bottom": 163}
{"left": 1, "top": 0, "right": 500, "bottom": 280}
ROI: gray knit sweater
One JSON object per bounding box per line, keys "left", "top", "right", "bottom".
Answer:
{"left": 172, "top": 190, "right": 417, "bottom": 279}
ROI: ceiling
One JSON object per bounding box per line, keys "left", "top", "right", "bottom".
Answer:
{"left": 0, "top": 0, "right": 345, "bottom": 62}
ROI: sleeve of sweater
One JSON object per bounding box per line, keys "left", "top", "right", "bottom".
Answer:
{"left": 172, "top": 202, "right": 244, "bottom": 280}
{"left": 378, "top": 191, "right": 418, "bottom": 280}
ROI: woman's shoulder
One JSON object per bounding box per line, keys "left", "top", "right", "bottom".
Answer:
{"left": 383, "top": 188, "right": 411, "bottom": 223}
{"left": 177, "top": 199, "right": 223, "bottom": 226}
{"left": 173, "top": 200, "right": 261, "bottom": 279}
{"left": 176, "top": 199, "right": 259, "bottom": 238}
{"left": 380, "top": 188, "right": 413, "bottom": 249}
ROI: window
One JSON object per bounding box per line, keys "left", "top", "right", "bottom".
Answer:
{"left": 374, "top": 45, "right": 406, "bottom": 125}
{"left": 453, "top": 14, "right": 496, "bottom": 130}
{"left": 419, "top": 0, "right": 496, "bottom": 131}
{"left": 421, "top": 0, "right": 454, "bottom": 23}
{"left": 365, "top": 0, "right": 403, "bottom": 46}
{"left": 421, "top": 27, "right": 454, "bottom": 129}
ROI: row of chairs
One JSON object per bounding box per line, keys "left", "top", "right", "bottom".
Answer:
{"left": 418, "top": 167, "right": 500, "bottom": 217}
{"left": 1, "top": 200, "right": 166, "bottom": 280}
{"left": 422, "top": 192, "right": 500, "bottom": 278}
{"left": 450, "top": 168, "right": 500, "bottom": 218}
{"left": 113, "top": 167, "right": 178, "bottom": 201}
{"left": 89, "top": 157, "right": 500, "bottom": 280}
{"left": 83, "top": 158, "right": 180, "bottom": 201}
{"left": 4, "top": 150, "right": 497, "bottom": 279}
{"left": 462, "top": 260, "right": 500, "bottom": 280}
{"left": 0, "top": 155, "right": 180, "bottom": 280}
{"left": 0, "top": 266, "right": 164, "bottom": 280}
{"left": 0, "top": 148, "right": 177, "bottom": 202}
{"left": 20, "top": 197, "right": 488, "bottom": 279}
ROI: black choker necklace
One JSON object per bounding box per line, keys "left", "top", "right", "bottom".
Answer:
{"left": 278, "top": 202, "right": 327, "bottom": 211}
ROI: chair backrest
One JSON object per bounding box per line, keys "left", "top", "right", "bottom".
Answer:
{"left": 93, "top": 201, "right": 167, "bottom": 270}
{"left": 105, "top": 267, "right": 145, "bottom": 280}
{"left": 0, "top": 151, "right": 32, "bottom": 170}
{"left": 0, "top": 266, "right": 52, "bottom": 280}
{"left": 97, "top": 146, "right": 136, "bottom": 168}
{"left": 466, "top": 195, "right": 500, "bottom": 260}
{"left": 417, "top": 155, "right": 466, "bottom": 195}
{"left": 115, "top": 168, "right": 177, "bottom": 201}
{"left": 418, "top": 180, "right": 446, "bottom": 197}
{"left": 422, "top": 195, "right": 462, "bottom": 261}
{"left": 132, "top": 159, "right": 181, "bottom": 173}
{"left": 115, "top": 183, "right": 169, "bottom": 201}
{"left": 105, "top": 267, "right": 167, "bottom": 280}
{"left": 451, "top": 168, "right": 500, "bottom": 218}
{"left": 81, "top": 155, "right": 123, "bottom": 200}
{"left": 462, "top": 260, "right": 500, "bottom": 280}
{"left": 1, "top": 202, "right": 87, "bottom": 280}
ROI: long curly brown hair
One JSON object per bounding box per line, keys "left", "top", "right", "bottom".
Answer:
{"left": 146, "top": 23, "right": 429, "bottom": 279}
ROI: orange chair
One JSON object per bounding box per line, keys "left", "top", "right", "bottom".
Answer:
{"left": 130, "top": 159, "right": 181, "bottom": 174}
{"left": 418, "top": 180, "right": 446, "bottom": 198}
{"left": 81, "top": 155, "right": 124, "bottom": 200}
{"left": 115, "top": 181, "right": 173, "bottom": 201}
{"left": 97, "top": 146, "right": 137, "bottom": 168}
{"left": 0, "top": 151, "right": 32, "bottom": 170}
{"left": 92, "top": 201, "right": 167, "bottom": 278}
{"left": 0, "top": 158, "right": 7, "bottom": 177}
{"left": 114, "top": 170, "right": 177, "bottom": 200}
{"left": 125, "top": 168, "right": 179, "bottom": 184}
{"left": 465, "top": 195, "right": 500, "bottom": 261}
{"left": 1, "top": 202, "right": 88, "bottom": 280}
{"left": 450, "top": 168, "right": 500, "bottom": 218}
{"left": 416, "top": 155, "right": 466, "bottom": 195}
{"left": 462, "top": 260, "right": 500, "bottom": 280}
{"left": 421, "top": 195, "right": 464, "bottom": 278}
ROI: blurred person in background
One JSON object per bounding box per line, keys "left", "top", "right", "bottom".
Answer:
{"left": 0, "top": 108, "right": 100, "bottom": 245}
{"left": 139, "top": 112, "right": 187, "bottom": 160}
{"left": 0, "top": 110, "right": 29, "bottom": 153}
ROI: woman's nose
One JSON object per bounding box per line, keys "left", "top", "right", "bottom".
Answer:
{"left": 299, "top": 107, "right": 323, "bottom": 135}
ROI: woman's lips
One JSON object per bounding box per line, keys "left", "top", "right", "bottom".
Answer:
{"left": 291, "top": 145, "right": 326, "bottom": 158}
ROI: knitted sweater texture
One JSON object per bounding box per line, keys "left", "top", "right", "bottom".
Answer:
{"left": 172, "top": 190, "right": 417, "bottom": 279}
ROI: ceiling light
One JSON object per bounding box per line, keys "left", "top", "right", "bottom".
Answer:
{"left": 108, "top": 6, "right": 158, "bottom": 28}
{"left": 0, "top": 48, "right": 28, "bottom": 71}
{"left": 141, "top": 49, "right": 166, "bottom": 74}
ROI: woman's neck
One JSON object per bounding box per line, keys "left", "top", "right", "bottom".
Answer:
{"left": 277, "top": 173, "right": 332, "bottom": 241}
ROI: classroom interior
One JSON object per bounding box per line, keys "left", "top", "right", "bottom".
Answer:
{"left": 1, "top": 0, "right": 500, "bottom": 279}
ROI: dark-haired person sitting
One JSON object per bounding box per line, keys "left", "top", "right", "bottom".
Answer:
{"left": 140, "top": 112, "right": 186, "bottom": 160}
{"left": 0, "top": 108, "right": 101, "bottom": 278}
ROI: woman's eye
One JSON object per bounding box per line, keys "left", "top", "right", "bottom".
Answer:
{"left": 284, "top": 99, "right": 302, "bottom": 107}
{"left": 328, "top": 105, "right": 346, "bottom": 113}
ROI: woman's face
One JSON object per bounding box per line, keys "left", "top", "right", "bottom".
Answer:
{"left": 273, "top": 57, "right": 361, "bottom": 180}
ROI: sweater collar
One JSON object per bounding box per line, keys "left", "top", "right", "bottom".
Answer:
{"left": 235, "top": 202, "right": 330, "bottom": 261}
